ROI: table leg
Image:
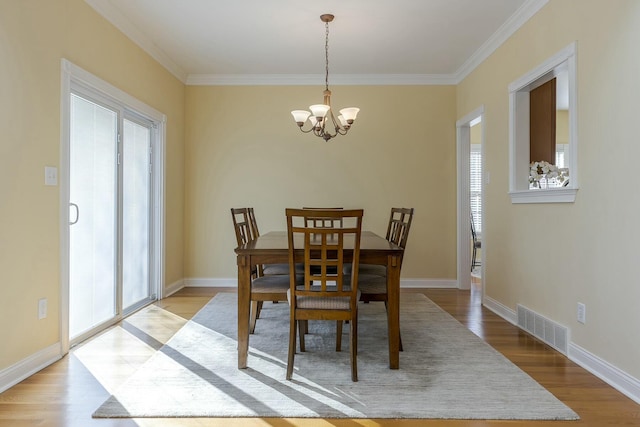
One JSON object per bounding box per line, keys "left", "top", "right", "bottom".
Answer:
{"left": 387, "top": 254, "right": 401, "bottom": 369}
{"left": 237, "top": 255, "right": 251, "bottom": 369}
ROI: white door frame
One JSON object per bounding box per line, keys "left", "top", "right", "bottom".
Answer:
{"left": 456, "top": 106, "right": 484, "bottom": 291}
{"left": 59, "top": 59, "right": 166, "bottom": 354}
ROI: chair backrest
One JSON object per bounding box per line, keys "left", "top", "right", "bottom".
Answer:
{"left": 230, "top": 207, "right": 255, "bottom": 247}
{"left": 286, "top": 208, "right": 363, "bottom": 302}
{"left": 470, "top": 212, "right": 478, "bottom": 243}
{"left": 302, "top": 207, "right": 344, "bottom": 228}
{"left": 385, "top": 207, "right": 414, "bottom": 250}
{"left": 247, "top": 207, "right": 260, "bottom": 238}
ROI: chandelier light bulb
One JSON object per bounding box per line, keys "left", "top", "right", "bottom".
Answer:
{"left": 339, "top": 108, "right": 360, "bottom": 124}
{"left": 291, "top": 110, "right": 311, "bottom": 126}
{"left": 309, "top": 104, "right": 330, "bottom": 119}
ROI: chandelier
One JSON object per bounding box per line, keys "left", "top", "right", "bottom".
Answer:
{"left": 291, "top": 14, "right": 360, "bottom": 142}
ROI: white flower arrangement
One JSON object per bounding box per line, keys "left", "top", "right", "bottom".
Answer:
{"left": 529, "top": 161, "right": 569, "bottom": 188}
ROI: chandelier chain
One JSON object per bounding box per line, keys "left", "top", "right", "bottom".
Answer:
{"left": 325, "top": 20, "right": 330, "bottom": 91}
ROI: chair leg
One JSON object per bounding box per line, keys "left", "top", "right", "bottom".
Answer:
{"left": 471, "top": 246, "right": 477, "bottom": 271}
{"left": 286, "top": 316, "right": 296, "bottom": 380}
{"left": 350, "top": 315, "right": 358, "bottom": 382}
{"left": 250, "top": 301, "right": 258, "bottom": 334}
{"left": 298, "top": 320, "right": 306, "bottom": 352}
{"left": 336, "top": 320, "right": 343, "bottom": 351}
{"left": 256, "top": 301, "right": 263, "bottom": 318}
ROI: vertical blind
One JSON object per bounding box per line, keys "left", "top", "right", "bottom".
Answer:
{"left": 470, "top": 144, "right": 482, "bottom": 234}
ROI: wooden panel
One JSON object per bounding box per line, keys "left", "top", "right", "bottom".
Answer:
{"left": 529, "top": 78, "right": 556, "bottom": 164}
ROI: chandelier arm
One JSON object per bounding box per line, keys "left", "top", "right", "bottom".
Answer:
{"left": 297, "top": 125, "right": 317, "bottom": 134}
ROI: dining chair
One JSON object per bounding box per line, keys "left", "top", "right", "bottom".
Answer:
{"left": 231, "top": 207, "right": 296, "bottom": 334}
{"left": 353, "top": 207, "right": 414, "bottom": 351}
{"left": 345, "top": 207, "right": 414, "bottom": 278}
{"left": 247, "top": 208, "right": 303, "bottom": 276}
{"left": 285, "top": 208, "right": 363, "bottom": 382}
{"left": 471, "top": 212, "right": 481, "bottom": 272}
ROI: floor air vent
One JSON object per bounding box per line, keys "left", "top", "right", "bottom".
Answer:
{"left": 516, "top": 304, "right": 568, "bottom": 355}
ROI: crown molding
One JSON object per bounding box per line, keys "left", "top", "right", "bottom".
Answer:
{"left": 186, "top": 73, "right": 457, "bottom": 86}
{"left": 84, "top": 0, "right": 188, "bottom": 83}
{"left": 453, "top": 0, "right": 549, "bottom": 83}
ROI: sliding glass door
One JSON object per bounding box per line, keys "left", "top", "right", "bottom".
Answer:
{"left": 68, "top": 92, "right": 154, "bottom": 343}
{"left": 69, "top": 94, "right": 118, "bottom": 339}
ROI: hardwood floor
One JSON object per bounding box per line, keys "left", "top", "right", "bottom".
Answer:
{"left": 1, "top": 285, "right": 639, "bottom": 427}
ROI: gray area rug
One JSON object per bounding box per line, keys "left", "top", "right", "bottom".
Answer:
{"left": 93, "top": 292, "right": 578, "bottom": 419}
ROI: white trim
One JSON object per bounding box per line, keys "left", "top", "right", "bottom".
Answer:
{"left": 508, "top": 42, "right": 578, "bottom": 203}
{"left": 569, "top": 343, "right": 640, "bottom": 405}
{"left": 0, "top": 343, "right": 62, "bottom": 394}
{"left": 400, "top": 279, "right": 458, "bottom": 289}
{"left": 483, "top": 296, "right": 518, "bottom": 326}
{"left": 186, "top": 73, "right": 457, "bottom": 86}
{"left": 456, "top": 106, "right": 485, "bottom": 291}
{"left": 61, "top": 60, "right": 166, "bottom": 121}
{"left": 508, "top": 42, "right": 577, "bottom": 93}
{"left": 509, "top": 188, "right": 578, "bottom": 203}
{"left": 163, "top": 279, "right": 185, "bottom": 298}
{"left": 152, "top": 119, "right": 166, "bottom": 299}
{"left": 59, "top": 62, "right": 71, "bottom": 355}
{"left": 454, "top": 0, "right": 549, "bottom": 83}
{"left": 184, "top": 277, "right": 457, "bottom": 289}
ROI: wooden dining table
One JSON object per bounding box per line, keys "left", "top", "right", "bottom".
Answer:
{"left": 235, "top": 230, "right": 404, "bottom": 370}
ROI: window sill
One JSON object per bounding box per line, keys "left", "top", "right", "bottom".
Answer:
{"left": 509, "top": 188, "right": 577, "bottom": 204}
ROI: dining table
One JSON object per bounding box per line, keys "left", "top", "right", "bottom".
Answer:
{"left": 235, "top": 230, "right": 404, "bottom": 370}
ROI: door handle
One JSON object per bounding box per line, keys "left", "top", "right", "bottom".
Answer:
{"left": 69, "top": 202, "right": 79, "bottom": 225}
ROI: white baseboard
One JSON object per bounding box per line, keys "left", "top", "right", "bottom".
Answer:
{"left": 183, "top": 277, "right": 458, "bottom": 289}
{"left": 401, "top": 278, "right": 458, "bottom": 288}
{"left": 184, "top": 277, "right": 238, "bottom": 287}
{"left": 484, "top": 295, "right": 640, "bottom": 405}
{"left": 163, "top": 279, "right": 185, "bottom": 297}
{"left": 483, "top": 295, "right": 518, "bottom": 325}
{"left": 0, "top": 343, "right": 62, "bottom": 394}
{"left": 569, "top": 342, "right": 640, "bottom": 405}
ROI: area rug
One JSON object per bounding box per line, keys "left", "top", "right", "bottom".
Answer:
{"left": 93, "top": 292, "right": 578, "bottom": 420}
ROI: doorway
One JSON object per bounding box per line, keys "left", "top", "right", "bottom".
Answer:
{"left": 456, "top": 107, "right": 484, "bottom": 294}
{"left": 60, "top": 60, "right": 165, "bottom": 350}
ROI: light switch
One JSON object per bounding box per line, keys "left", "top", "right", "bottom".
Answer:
{"left": 45, "top": 166, "right": 58, "bottom": 186}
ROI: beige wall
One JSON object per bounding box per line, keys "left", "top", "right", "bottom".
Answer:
{"left": 5, "top": 0, "right": 638, "bottom": 394}
{"left": 457, "top": 0, "right": 640, "bottom": 379}
{"left": 184, "top": 85, "right": 457, "bottom": 281}
{"left": 0, "top": 0, "right": 185, "bottom": 369}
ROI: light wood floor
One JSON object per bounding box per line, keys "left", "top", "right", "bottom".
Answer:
{"left": 1, "top": 285, "right": 639, "bottom": 427}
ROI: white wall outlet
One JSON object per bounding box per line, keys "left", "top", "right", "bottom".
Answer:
{"left": 577, "top": 302, "right": 586, "bottom": 324}
{"left": 44, "top": 166, "right": 58, "bottom": 186}
{"left": 38, "top": 298, "right": 47, "bottom": 320}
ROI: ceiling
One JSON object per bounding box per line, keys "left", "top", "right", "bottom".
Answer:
{"left": 84, "top": 0, "right": 547, "bottom": 85}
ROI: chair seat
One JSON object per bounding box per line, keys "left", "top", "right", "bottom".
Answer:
{"left": 358, "top": 274, "right": 387, "bottom": 295}
{"left": 252, "top": 274, "right": 302, "bottom": 293}
{"left": 343, "top": 263, "right": 386, "bottom": 277}
{"left": 288, "top": 289, "right": 361, "bottom": 309}
{"left": 263, "top": 263, "right": 304, "bottom": 275}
